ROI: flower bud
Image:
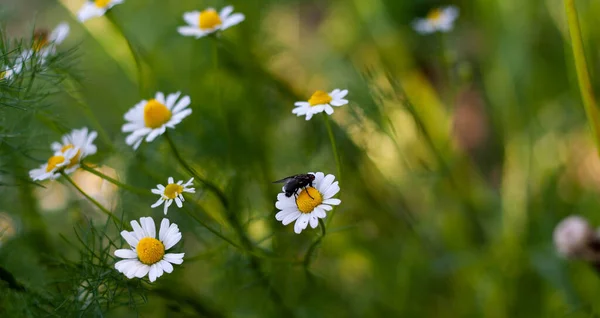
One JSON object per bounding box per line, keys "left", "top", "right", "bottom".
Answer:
{"left": 553, "top": 215, "right": 600, "bottom": 262}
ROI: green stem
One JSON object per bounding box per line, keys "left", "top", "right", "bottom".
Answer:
{"left": 80, "top": 163, "right": 149, "bottom": 196}
{"left": 323, "top": 114, "right": 342, "bottom": 227}
{"left": 564, "top": 0, "right": 600, "bottom": 155}
{"left": 61, "top": 171, "right": 125, "bottom": 228}
{"left": 303, "top": 219, "right": 327, "bottom": 269}
{"left": 105, "top": 12, "right": 145, "bottom": 97}
{"left": 164, "top": 132, "right": 229, "bottom": 209}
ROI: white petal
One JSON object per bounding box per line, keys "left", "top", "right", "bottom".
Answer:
{"left": 159, "top": 260, "right": 174, "bottom": 273}
{"left": 143, "top": 217, "right": 156, "bottom": 238}
{"left": 294, "top": 214, "right": 310, "bottom": 234}
{"left": 175, "top": 197, "right": 183, "bottom": 208}
{"left": 120, "top": 231, "right": 139, "bottom": 248}
{"left": 130, "top": 220, "right": 145, "bottom": 239}
{"left": 282, "top": 211, "right": 301, "bottom": 225}
{"left": 78, "top": 3, "right": 106, "bottom": 22}
{"left": 323, "top": 198, "right": 341, "bottom": 205}
{"left": 323, "top": 183, "right": 340, "bottom": 199}
{"left": 159, "top": 218, "right": 170, "bottom": 242}
{"left": 313, "top": 207, "right": 327, "bottom": 218}
{"left": 134, "top": 264, "right": 150, "bottom": 278}
{"left": 172, "top": 95, "right": 191, "bottom": 113}
{"left": 50, "top": 22, "right": 69, "bottom": 44}
{"left": 219, "top": 5, "right": 233, "bottom": 19}
{"left": 164, "top": 253, "right": 185, "bottom": 264}
{"left": 319, "top": 174, "right": 335, "bottom": 193}
{"left": 114, "top": 249, "right": 137, "bottom": 259}
{"left": 155, "top": 92, "right": 166, "bottom": 105}
{"left": 145, "top": 128, "right": 163, "bottom": 143}
{"left": 148, "top": 264, "right": 157, "bottom": 282}
{"left": 163, "top": 232, "right": 182, "bottom": 250}
{"left": 178, "top": 26, "right": 208, "bottom": 38}
{"left": 183, "top": 11, "right": 200, "bottom": 26}
{"left": 276, "top": 209, "right": 297, "bottom": 221}
{"left": 221, "top": 13, "right": 245, "bottom": 30}
{"left": 166, "top": 92, "right": 181, "bottom": 109}
{"left": 324, "top": 105, "right": 334, "bottom": 115}
{"left": 309, "top": 216, "right": 318, "bottom": 228}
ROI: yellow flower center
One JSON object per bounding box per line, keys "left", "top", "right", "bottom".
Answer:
{"left": 95, "top": 0, "right": 111, "bottom": 8}
{"left": 45, "top": 155, "right": 66, "bottom": 172}
{"left": 427, "top": 8, "right": 443, "bottom": 23}
{"left": 199, "top": 9, "right": 222, "bottom": 30}
{"left": 0, "top": 71, "right": 5, "bottom": 80}
{"left": 295, "top": 187, "right": 323, "bottom": 214}
{"left": 143, "top": 99, "right": 172, "bottom": 129}
{"left": 136, "top": 237, "right": 165, "bottom": 265}
{"left": 308, "top": 90, "right": 332, "bottom": 106}
{"left": 61, "top": 144, "right": 82, "bottom": 169}
{"left": 164, "top": 183, "right": 184, "bottom": 199}
{"left": 33, "top": 30, "right": 49, "bottom": 51}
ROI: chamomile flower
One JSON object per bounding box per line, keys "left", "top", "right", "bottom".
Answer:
{"left": 51, "top": 127, "right": 98, "bottom": 174}
{"left": 0, "top": 67, "right": 15, "bottom": 81}
{"left": 293, "top": 89, "right": 349, "bottom": 120}
{"left": 78, "top": 0, "right": 124, "bottom": 22}
{"left": 122, "top": 91, "right": 192, "bottom": 150}
{"left": 177, "top": 6, "right": 245, "bottom": 39}
{"left": 20, "top": 22, "right": 70, "bottom": 66}
{"left": 412, "top": 6, "right": 459, "bottom": 34}
{"left": 29, "top": 147, "right": 78, "bottom": 181}
{"left": 114, "top": 217, "right": 184, "bottom": 282}
{"left": 151, "top": 177, "right": 196, "bottom": 215}
{"left": 275, "top": 172, "right": 341, "bottom": 234}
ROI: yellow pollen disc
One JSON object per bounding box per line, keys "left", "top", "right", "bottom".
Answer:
{"left": 164, "top": 183, "right": 184, "bottom": 199}
{"left": 61, "top": 144, "right": 82, "bottom": 169}
{"left": 136, "top": 237, "right": 165, "bottom": 265}
{"left": 95, "top": 0, "right": 111, "bottom": 8}
{"left": 33, "top": 30, "right": 49, "bottom": 51}
{"left": 308, "top": 90, "right": 332, "bottom": 106}
{"left": 427, "top": 8, "right": 443, "bottom": 22}
{"left": 199, "top": 9, "right": 222, "bottom": 30}
{"left": 46, "top": 155, "right": 65, "bottom": 172}
{"left": 143, "top": 99, "right": 172, "bottom": 129}
{"left": 295, "top": 187, "right": 323, "bottom": 214}
{"left": 0, "top": 71, "right": 5, "bottom": 80}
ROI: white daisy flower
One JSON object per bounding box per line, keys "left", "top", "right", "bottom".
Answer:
{"left": 0, "top": 67, "right": 15, "bottom": 81}
{"left": 122, "top": 91, "right": 192, "bottom": 150}
{"left": 151, "top": 177, "right": 196, "bottom": 215}
{"left": 275, "top": 172, "right": 341, "bottom": 234}
{"left": 20, "top": 22, "right": 70, "bottom": 67}
{"left": 78, "top": 0, "right": 124, "bottom": 22}
{"left": 293, "top": 89, "right": 349, "bottom": 121}
{"left": 177, "top": 6, "right": 245, "bottom": 39}
{"left": 29, "top": 147, "right": 79, "bottom": 181}
{"left": 51, "top": 127, "right": 98, "bottom": 174}
{"left": 114, "top": 217, "right": 184, "bottom": 282}
{"left": 412, "top": 6, "right": 459, "bottom": 34}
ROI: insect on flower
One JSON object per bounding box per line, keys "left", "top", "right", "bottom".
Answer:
{"left": 273, "top": 173, "right": 316, "bottom": 198}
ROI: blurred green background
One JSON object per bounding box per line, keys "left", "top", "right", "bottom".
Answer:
{"left": 3, "top": 0, "right": 600, "bottom": 317}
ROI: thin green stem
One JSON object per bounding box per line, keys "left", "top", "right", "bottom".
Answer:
{"left": 61, "top": 171, "right": 125, "bottom": 228}
{"left": 564, "top": 0, "right": 600, "bottom": 155}
{"left": 80, "top": 163, "right": 150, "bottom": 196}
{"left": 303, "top": 219, "right": 327, "bottom": 269}
{"left": 164, "top": 132, "right": 229, "bottom": 209}
{"left": 323, "top": 114, "right": 342, "bottom": 227}
{"left": 105, "top": 12, "right": 145, "bottom": 97}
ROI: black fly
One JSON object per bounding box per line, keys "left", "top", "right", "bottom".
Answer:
{"left": 273, "top": 173, "right": 316, "bottom": 198}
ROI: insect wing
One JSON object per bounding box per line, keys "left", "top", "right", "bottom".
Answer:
{"left": 272, "top": 175, "right": 298, "bottom": 184}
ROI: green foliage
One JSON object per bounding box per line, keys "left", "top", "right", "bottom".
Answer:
{"left": 3, "top": 0, "right": 600, "bottom": 317}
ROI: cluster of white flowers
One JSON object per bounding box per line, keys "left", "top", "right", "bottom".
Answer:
{"left": 24, "top": 0, "right": 462, "bottom": 282}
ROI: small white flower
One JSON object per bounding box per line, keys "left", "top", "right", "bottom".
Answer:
{"left": 20, "top": 22, "right": 70, "bottom": 67}
{"left": 122, "top": 91, "right": 192, "bottom": 150}
{"left": 114, "top": 217, "right": 184, "bottom": 283}
{"left": 50, "top": 127, "right": 98, "bottom": 174}
{"left": 275, "top": 172, "right": 341, "bottom": 234}
{"left": 413, "top": 6, "right": 459, "bottom": 34}
{"left": 293, "top": 89, "right": 348, "bottom": 120}
{"left": 78, "top": 0, "right": 124, "bottom": 22}
{"left": 29, "top": 147, "right": 78, "bottom": 181}
{"left": 151, "top": 177, "right": 196, "bottom": 215}
{"left": 554, "top": 215, "right": 600, "bottom": 261}
{"left": 0, "top": 67, "right": 16, "bottom": 81}
{"left": 178, "top": 6, "right": 245, "bottom": 39}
